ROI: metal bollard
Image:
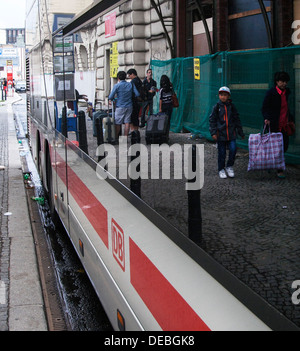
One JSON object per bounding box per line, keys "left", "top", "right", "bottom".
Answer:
{"left": 95, "top": 117, "right": 104, "bottom": 162}
{"left": 78, "top": 110, "right": 88, "bottom": 154}
{"left": 61, "top": 106, "right": 68, "bottom": 138}
{"left": 187, "top": 144, "right": 202, "bottom": 244}
{"left": 130, "top": 130, "right": 141, "bottom": 197}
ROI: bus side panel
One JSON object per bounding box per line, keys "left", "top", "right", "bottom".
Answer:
{"left": 60, "top": 143, "right": 271, "bottom": 331}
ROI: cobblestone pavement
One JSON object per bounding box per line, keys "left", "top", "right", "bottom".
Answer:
{"left": 82, "top": 115, "right": 300, "bottom": 328}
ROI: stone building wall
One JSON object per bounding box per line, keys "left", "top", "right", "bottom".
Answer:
{"left": 73, "top": 0, "right": 175, "bottom": 103}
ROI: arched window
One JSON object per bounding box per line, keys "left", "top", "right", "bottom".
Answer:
{"left": 79, "top": 45, "right": 88, "bottom": 71}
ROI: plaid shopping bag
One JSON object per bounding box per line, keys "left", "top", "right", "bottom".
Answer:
{"left": 248, "top": 130, "right": 285, "bottom": 171}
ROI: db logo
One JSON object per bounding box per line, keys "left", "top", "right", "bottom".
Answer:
{"left": 112, "top": 219, "right": 125, "bottom": 271}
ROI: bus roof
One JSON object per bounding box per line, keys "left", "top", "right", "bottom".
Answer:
{"left": 61, "top": 0, "right": 121, "bottom": 37}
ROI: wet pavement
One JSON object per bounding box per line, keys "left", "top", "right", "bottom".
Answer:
{"left": 0, "top": 95, "right": 47, "bottom": 331}
{"left": 41, "top": 219, "right": 113, "bottom": 331}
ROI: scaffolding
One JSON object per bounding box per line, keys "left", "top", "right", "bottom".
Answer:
{"left": 151, "top": 46, "right": 300, "bottom": 164}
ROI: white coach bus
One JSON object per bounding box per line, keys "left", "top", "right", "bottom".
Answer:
{"left": 25, "top": 0, "right": 298, "bottom": 331}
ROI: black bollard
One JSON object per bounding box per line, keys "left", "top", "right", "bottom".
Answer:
{"left": 95, "top": 117, "right": 104, "bottom": 146}
{"left": 187, "top": 144, "right": 202, "bottom": 244}
{"left": 106, "top": 117, "right": 114, "bottom": 144}
{"left": 61, "top": 106, "right": 68, "bottom": 138}
{"left": 130, "top": 130, "right": 141, "bottom": 197}
{"left": 95, "top": 117, "right": 104, "bottom": 162}
{"left": 78, "top": 110, "right": 88, "bottom": 154}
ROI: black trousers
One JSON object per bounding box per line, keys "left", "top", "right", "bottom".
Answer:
{"left": 282, "top": 131, "right": 289, "bottom": 153}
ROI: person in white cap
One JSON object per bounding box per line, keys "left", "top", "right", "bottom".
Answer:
{"left": 209, "top": 86, "right": 245, "bottom": 179}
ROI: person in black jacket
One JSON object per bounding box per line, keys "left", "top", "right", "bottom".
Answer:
{"left": 159, "top": 75, "right": 174, "bottom": 129}
{"left": 262, "top": 71, "right": 294, "bottom": 178}
{"left": 209, "top": 87, "right": 245, "bottom": 179}
{"left": 140, "top": 69, "right": 157, "bottom": 128}
{"left": 127, "top": 68, "right": 143, "bottom": 132}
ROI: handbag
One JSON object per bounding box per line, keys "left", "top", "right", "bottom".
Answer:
{"left": 172, "top": 92, "right": 179, "bottom": 108}
{"left": 248, "top": 127, "right": 285, "bottom": 171}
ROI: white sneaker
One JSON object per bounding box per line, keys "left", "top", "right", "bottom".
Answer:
{"left": 219, "top": 169, "right": 227, "bottom": 179}
{"left": 225, "top": 167, "right": 235, "bottom": 178}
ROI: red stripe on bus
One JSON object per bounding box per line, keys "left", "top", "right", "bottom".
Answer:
{"left": 129, "top": 238, "right": 211, "bottom": 331}
{"left": 55, "top": 151, "right": 108, "bottom": 248}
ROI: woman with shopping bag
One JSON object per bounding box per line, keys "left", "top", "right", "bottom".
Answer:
{"left": 262, "top": 71, "right": 295, "bottom": 178}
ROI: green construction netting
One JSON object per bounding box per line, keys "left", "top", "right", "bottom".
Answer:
{"left": 151, "top": 46, "right": 300, "bottom": 164}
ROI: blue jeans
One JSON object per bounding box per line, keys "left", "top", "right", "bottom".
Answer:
{"left": 217, "top": 140, "right": 237, "bottom": 172}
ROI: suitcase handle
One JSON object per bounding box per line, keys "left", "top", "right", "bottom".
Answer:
{"left": 95, "top": 101, "right": 102, "bottom": 111}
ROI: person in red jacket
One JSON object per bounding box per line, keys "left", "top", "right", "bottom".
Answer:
{"left": 262, "top": 72, "right": 294, "bottom": 179}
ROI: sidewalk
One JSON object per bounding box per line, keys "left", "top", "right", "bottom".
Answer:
{"left": 0, "top": 95, "right": 47, "bottom": 331}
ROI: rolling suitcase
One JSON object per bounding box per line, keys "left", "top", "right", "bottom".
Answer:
{"left": 102, "top": 107, "right": 116, "bottom": 144}
{"left": 93, "top": 102, "right": 108, "bottom": 137}
{"left": 145, "top": 112, "right": 169, "bottom": 144}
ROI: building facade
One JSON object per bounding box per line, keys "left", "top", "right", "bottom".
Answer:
{"left": 26, "top": 0, "right": 300, "bottom": 109}
{"left": 46, "top": 0, "right": 176, "bottom": 103}
{"left": 181, "top": 0, "right": 299, "bottom": 57}
{"left": 61, "top": 0, "right": 300, "bottom": 103}
{"left": 0, "top": 28, "right": 25, "bottom": 81}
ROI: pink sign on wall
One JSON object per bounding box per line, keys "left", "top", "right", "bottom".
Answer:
{"left": 105, "top": 12, "right": 116, "bottom": 38}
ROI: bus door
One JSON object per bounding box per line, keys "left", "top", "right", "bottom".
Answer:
{"left": 53, "top": 32, "right": 76, "bottom": 232}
